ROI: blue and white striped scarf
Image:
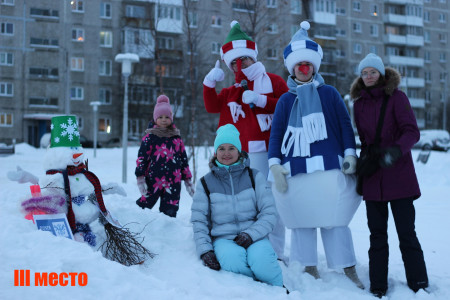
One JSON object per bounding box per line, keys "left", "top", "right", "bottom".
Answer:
{"left": 281, "top": 73, "right": 328, "bottom": 157}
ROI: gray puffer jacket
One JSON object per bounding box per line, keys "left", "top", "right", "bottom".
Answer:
{"left": 191, "top": 154, "right": 277, "bottom": 257}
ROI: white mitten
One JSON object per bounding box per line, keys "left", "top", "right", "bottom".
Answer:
{"left": 7, "top": 166, "right": 39, "bottom": 184}
{"left": 342, "top": 155, "right": 357, "bottom": 174}
{"left": 242, "top": 90, "right": 267, "bottom": 108}
{"left": 227, "top": 102, "right": 246, "bottom": 123}
{"left": 184, "top": 179, "right": 195, "bottom": 197}
{"left": 102, "top": 182, "right": 127, "bottom": 197}
{"left": 203, "top": 60, "right": 224, "bottom": 88}
{"left": 270, "top": 164, "right": 289, "bottom": 193}
{"left": 136, "top": 176, "right": 148, "bottom": 196}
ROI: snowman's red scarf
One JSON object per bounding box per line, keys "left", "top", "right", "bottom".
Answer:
{"left": 46, "top": 164, "right": 107, "bottom": 232}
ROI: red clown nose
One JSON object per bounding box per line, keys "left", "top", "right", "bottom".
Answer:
{"left": 298, "top": 64, "right": 310, "bottom": 75}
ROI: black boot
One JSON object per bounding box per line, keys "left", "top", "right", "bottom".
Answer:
{"left": 370, "top": 288, "right": 387, "bottom": 298}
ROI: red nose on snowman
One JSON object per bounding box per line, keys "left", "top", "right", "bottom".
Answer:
{"left": 298, "top": 64, "right": 310, "bottom": 75}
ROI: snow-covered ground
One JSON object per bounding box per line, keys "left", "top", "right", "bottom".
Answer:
{"left": 1, "top": 144, "right": 449, "bottom": 300}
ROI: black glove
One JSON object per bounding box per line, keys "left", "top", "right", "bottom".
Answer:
{"left": 201, "top": 250, "right": 221, "bottom": 271}
{"left": 234, "top": 232, "right": 253, "bottom": 249}
{"left": 379, "top": 146, "right": 402, "bottom": 168}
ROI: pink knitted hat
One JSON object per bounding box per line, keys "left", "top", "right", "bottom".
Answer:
{"left": 153, "top": 95, "right": 173, "bottom": 122}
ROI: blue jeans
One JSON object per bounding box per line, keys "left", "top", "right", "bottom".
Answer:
{"left": 213, "top": 238, "right": 283, "bottom": 286}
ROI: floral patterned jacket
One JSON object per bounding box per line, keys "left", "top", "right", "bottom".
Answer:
{"left": 135, "top": 127, "right": 192, "bottom": 193}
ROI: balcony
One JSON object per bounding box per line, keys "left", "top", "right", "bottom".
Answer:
{"left": 384, "top": 14, "right": 423, "bottom": 27}
{"left": 386, "top": 55, "right": 424, "bottom": 67}
{"left": 400, "top": 77, "right": 425, "bottom": 88}
{"left": 384, "top": 34, "right": 424, "bottom": 46}
{"left": 385, "top": 0, "right": 423, "bottom": 4}
{"left": 313, "top": 12, "right": 336, "bottom": 25}
{"left": 409, "top": 97, "right": 426, "bottom": 108}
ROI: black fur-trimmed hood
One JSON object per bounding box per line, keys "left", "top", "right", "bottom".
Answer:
{"left": 349, "top": 67, "right": 401, "bottom": 101}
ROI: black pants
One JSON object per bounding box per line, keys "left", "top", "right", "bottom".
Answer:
{"left": 365, "top": 198, "right": 428, "bottom": 291}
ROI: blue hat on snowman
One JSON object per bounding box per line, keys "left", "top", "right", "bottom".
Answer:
{"left": 283, "top": 21, "right": 323, "bottom": 75}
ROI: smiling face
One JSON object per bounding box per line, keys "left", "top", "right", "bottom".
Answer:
{"left": 216, "top": 143, "right": 240, "bottom": 165}
{"left": 294, "top": 61, "right": 314, "bottom": 82}
{"left": 361, "top": 67, "right": 381, "bottom": 87}
{"left": 70, "top": 147, "right": 84, "bottom": 166}
{"left": 156, "top": 115, "right": 172, "bottom": 128}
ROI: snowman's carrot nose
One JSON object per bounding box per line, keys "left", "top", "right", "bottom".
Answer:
{"left": 73, "top": 153, "right": 83, "bottom": 159}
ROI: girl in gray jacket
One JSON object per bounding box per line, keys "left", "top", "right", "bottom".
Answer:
{"left": 191, "top": 124, "right": 283, "bottom": 287}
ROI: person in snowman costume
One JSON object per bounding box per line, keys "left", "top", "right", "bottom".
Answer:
{"left": 9, "top": 115, "right": 125, "bottom": 248}
{"left": 268, "top": 21, "right": 364, "bottom": 287}
{"left": 203, "top": 20, "right": 289, "bottom": 262}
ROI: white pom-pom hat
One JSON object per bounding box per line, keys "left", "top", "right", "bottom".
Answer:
{"left": 220, "top": 20, "right": 258, "bottom": 70}
{"left": 283, "top": 21, "right": 323, "bottom": 75}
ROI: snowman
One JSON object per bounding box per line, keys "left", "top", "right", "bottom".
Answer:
{"left": 9, "top": 116, "right": 152, "bottom": 265}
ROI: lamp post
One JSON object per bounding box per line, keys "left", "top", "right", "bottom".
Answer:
{"left": 115, "top": 53, "right": 139, "bottom": 183}
{"left": 443, "top": 72, "right": 448, "bottom": 131}
{"left": 90, "top": 101, "right": 101, "bottom": 158}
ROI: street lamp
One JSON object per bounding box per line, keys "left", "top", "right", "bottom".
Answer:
{"left": 90, "top": 101, "right": 101, "bottom": 158}
{"left": 115, "top": 53, "right": 139, "bottom": 183}
{"left": 443, "top": 72, "right": 448, "bottom": 130}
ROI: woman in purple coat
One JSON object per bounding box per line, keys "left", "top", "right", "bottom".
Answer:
{"left": 350, "top": 53, "right": 429, "bottom": 298}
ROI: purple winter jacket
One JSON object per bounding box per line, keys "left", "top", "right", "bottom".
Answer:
{"left": 350, "top": 67, "right": 421, "bottom": 202}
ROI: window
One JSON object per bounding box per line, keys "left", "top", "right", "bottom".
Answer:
{"left": 424, "top": 31, "right": 430, "bottom": 43}
{"left": 267, "top": 0, "right": 277, "bottom": 8}
{"left": 439, "top": 33, "right": 447, "bottom": 43}
{"left": 336, "top": 28, "right": 346, "bottom": 36}
{"left": 99, "top": 118, "right": 111, "bottom": 133}
{"left": 335, "top": 49, "right": 345, "bottom": 58}
{"left": 29, "top": 97, "right": 58, "bottom": 106}
{"left": 29, "top": 67, "right": 58, "bottom": 78}
{"left": 440, "top": 52, "right": 447, "bottom": 62}
{"left": 0, "top": 52, "right": 13, "bottom": 65}
{"left": 425, "top": 90, "right": 431, "bottom": 103}
{"left": 424, "top": 51, "right": 431, "bottom": 62}
{"left": 99, "top": 60, "right": 112, "bottom": 76}
{"left": 100, "top": 31, "right": 112, "bottom": 47}
{"left": 70, "top": 87, "right": 84, "bottom": 100}
{"left": 1, "top": 22, "right": 14, "bottom": 35}
{"left": 99, "top": 88, "right": 112, "bottom": 104}
{"left": 315, "top": 0, "right": 335, "bottom": 13}
{"left": 71, "top": 0, "right": 84, "bottom": 12}
{"left": 267, "top": 48, "right": 278, "bottom": 59}
{"left": 1, "top": 0, "right": 15, "bottom": 5}
{"left": 369, "top": 46, "right": 378, "bottom": 55}
{"left": 211, "top": 42, "right": 221, "bottom": 54}
{"left": 0, "top": 82, "right": 13, "bottom": 96}
{"left": 211, "top": 16, "right": 222, "bottom": 27}
{"left": 158, "top": 5, "right": 181, "bottom": 20}
{"left": 0, "top": 112, "right": 13, "bottom": 127}
{"left": 423, "top": 10, "right": 430, "bottom": 22}
{"left": 353, "top": 1, "right": 361, "bottom": 11}
{"left": 291, "top": 0, "right": 302, "bottom": 14}
{"left": 30, "top": 37, "right": 58, "bottom": 47}
{"left": 188, "top": 12, "right": 197, "bottom": 27}
{"left": 353, "top": 22, "right": 361, "bottom": 33}
{"left": 156, "top": 37, "right": 174, "bottom": 50}
{"left": 267, "top": 23, "right": 278, "bottom": 34}
{"left": 336, "top": 7, "right": 346, "bottom": 15}
{"left": 439, "top": 13, "right": 446, "bottom": 23}
{"left": 100, "top": 2, "right": 111, "bottom": 18}
{"left": 233, "top": 1, "right": 255, "bottom": 11}
{"left": 370, "top": 25, "right": 378, "bottom": 37}
{"left": 353, "top": 43, "right": 362, "bottom": 54}
{"left": 371, "top": 4, "right": 378, "bottom": 17}
{"left": 71, "top": 57, "right": 84, "bottom": 71}
{"left": 155, "top": 64, "right": 169, "bottom": 77}
{"left": 72, "top": 28, "right": 84, "bottom": 42}
{"left": 30, "top": 8, "right": 59, "bottom": 18}
{"left": 425, "top": 72, "right": 431, "bottom": 82}
{"left": 126, "top": 5, "right": 145, "bottom": 18}
{"left": 129, "top": 86, "right": 153, "bottom": 103}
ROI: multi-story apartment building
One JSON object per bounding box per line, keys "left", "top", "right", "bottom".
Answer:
{"left": 1, "top": 0, "right": 449, "bottom": 148}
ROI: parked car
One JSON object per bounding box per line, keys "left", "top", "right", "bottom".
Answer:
{"left": 414, "top": 130, "right": 450, "bottom": 151}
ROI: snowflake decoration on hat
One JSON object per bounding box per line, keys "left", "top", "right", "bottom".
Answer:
{"left": 60, "top": 118, "right": 80, "bottom": 141}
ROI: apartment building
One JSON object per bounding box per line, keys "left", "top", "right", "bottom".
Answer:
{"left": 1, "top": 0, "right": 449, "bottom": 147}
